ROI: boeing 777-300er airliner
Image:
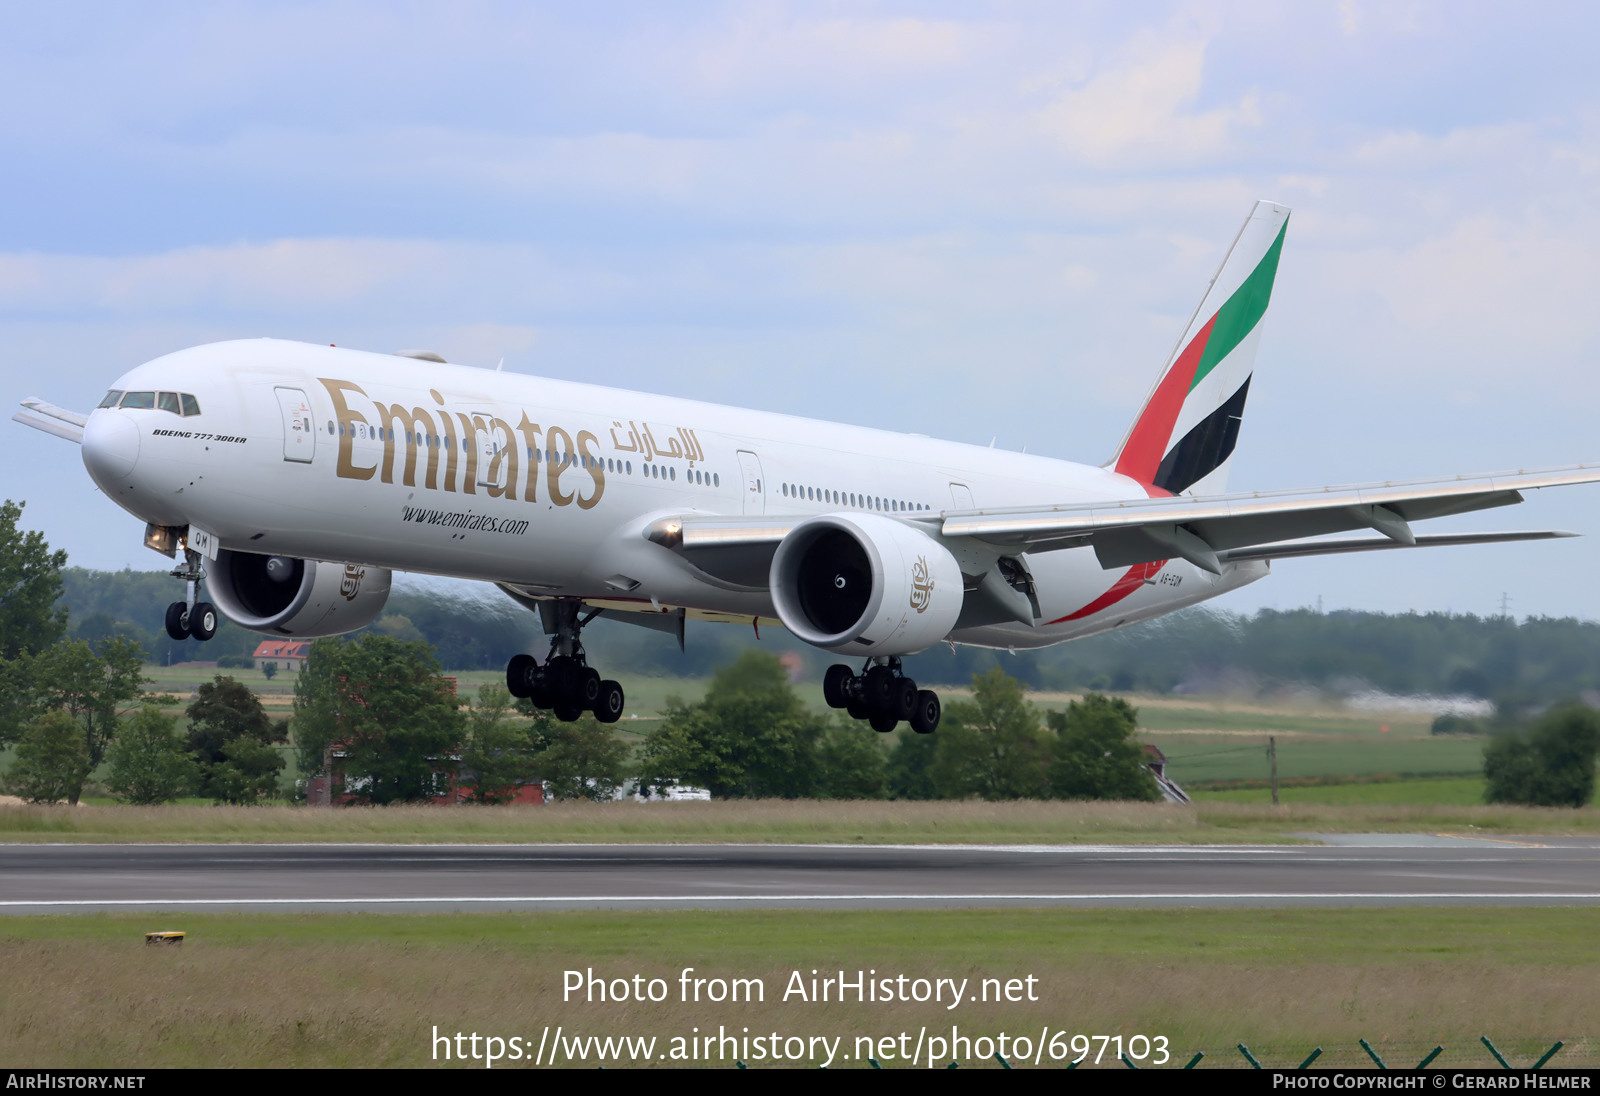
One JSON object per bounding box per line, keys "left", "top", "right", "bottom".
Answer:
{"left": 15, "top": 201, "right": 1600, "bottom": 733}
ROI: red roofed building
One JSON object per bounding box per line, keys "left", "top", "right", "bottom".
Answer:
{"left": 253, "top": 640, "right": 311, "bottom": 671}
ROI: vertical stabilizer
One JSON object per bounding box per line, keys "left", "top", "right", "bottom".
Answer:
{"left": 1108, "top": 200, "right": 1289, "bottom": 496}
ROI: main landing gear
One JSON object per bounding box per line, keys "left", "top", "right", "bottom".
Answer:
{"left": 163, "top": 547, "right": 217, "bottom": 641}
{"left": 504, "top": 603, "right": 624, "bottom": 724}
{"left": 823, "top": 657, "right": 941, "bottom": 735}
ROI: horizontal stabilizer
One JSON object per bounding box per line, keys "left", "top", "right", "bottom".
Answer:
{"left": 12, "top": 409, "right": 83, "bottom": 443}
{"left": 20, "top": 398, "right": 87, "bottom": 429}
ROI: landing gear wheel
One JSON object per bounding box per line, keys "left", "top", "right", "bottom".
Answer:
{"left": 545, "top": 656, "right": 577, "bottom": 701}
{"left": 910, "top": 690, "right": 941, "bottom": 735}
{"left": 188, "top": 602, "right": 217, "bottom": 641}
{"left": 893, "top": 678, "right": 918, "bottom": 722}
{"left": 553, "top": 705, "right": 585, "bottom": 723}
{"left": 862, "top": 666, "right": 896, "bottom": 711}
{"left": 577, "top": 666, "right": 602, "bottom": 709}
{"left": 164, "top": 602, "right": 189, "bottom": 641}
{"left": 846, "top": 700, "right": 869, "bottom": 721}
{"left": 506, "top": 654, "right": 537, "bottom": 698}
{"left": 823, "top": 664, "right": 854, "bottom": 709}
{"left": 869, "top": 710, "right": 899, "bottom": 733}
{"left": 594, "top": 680, "right": 625, "bottom": 723}
{"left": 529, "top": 674, "right": 554, "bottom": 710}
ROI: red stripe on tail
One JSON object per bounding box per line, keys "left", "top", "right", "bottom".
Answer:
{"left": 1114, "top": 316, "right": 1214, "bottom": 485}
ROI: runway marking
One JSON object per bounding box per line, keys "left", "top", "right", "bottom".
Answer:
{"left": 4, "top": 893, "right": 1600, "bottom": 908}
{"left": 1434, "top": 833, "right": 1549, "bottom": 847}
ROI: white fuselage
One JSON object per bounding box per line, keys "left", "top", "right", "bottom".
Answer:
{"left": 81, "top": 339, "right": 1266, "bottom": 651}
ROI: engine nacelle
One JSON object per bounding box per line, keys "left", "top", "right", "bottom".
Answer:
{"left": 770, "top": 513, "right": 963, "bottom": 655}
{"left": 206, "top": 549, "right": 392, "bottom": 637}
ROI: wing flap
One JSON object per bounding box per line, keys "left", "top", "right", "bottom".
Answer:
{"left": 1221, "top": 529, "right": 1576, "bottom": 563}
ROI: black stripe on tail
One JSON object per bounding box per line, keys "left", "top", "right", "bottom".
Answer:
{"left": 1152, "top": 377, "right": 1250, "bottom": 495}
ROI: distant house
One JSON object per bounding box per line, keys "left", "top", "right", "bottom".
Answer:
{"left": 303, "top": 749, "right": 545, "bottom": 807}
{"left": 253, "top": 640, "right": 311, "bottom": 671}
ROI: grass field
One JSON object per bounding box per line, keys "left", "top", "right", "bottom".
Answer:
{"left": 1190, "top": 777, "right": 1490, "bottom": 807}
{"left": 1, "top": 907, "right": 1592, "bottom": 1068}
{"left": 3, "top": 797, "right": 1599, "bottom": 843}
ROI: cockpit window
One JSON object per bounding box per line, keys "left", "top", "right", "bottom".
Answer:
{"left": 98, "top": 390, "right": 123, "bottom": 408}
{"left": 180, "top": 394, "right": 200, "bottom": 417}
{"left": 119, "top": 391, "right": 156, "bottom": 409}
{"left": 158, "top": 392, "right": 181, "bottom": 414}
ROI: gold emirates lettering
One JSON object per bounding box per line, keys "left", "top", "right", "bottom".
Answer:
{"left": 318, "top": 378, "right": 606, "bottom": 509}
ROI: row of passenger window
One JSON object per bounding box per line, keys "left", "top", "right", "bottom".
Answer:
{"left": 100, "top": 390, "right": 201, "bottom": 416}
{"left": 782, "top": 482, "right": 928, "bottom": 514}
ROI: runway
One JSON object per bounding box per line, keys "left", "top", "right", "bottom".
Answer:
{"left": 2, "top": 836, "right": 1599, "bottom": 912}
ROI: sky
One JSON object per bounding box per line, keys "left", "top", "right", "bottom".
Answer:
{"left": 5, "top": 0, "right": 1600, "bottom": 621}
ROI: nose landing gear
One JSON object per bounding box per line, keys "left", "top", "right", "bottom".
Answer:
{"left": 504, "top": 603, "right": 625, "bottom": 723}
{"left": 163, "top": 546, "right": 218, "bottom": 641}
{"left": 824, "top": 657, "right": 940, "bottom": 734}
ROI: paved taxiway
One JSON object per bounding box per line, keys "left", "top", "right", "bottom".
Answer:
{"left": 1, "top": 838, "right": 1598, "bottom": 912}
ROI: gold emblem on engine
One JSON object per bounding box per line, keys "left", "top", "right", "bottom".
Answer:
{"left": 909, "top": 555, "right": 933, "bottom": 614}
{"left": 340, "top": 565, "right": 366, "bottom": 601}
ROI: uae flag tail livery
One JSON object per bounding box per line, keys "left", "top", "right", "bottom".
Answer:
{"left": 1109, "top": 200, "right": 1289, "bottom": 498}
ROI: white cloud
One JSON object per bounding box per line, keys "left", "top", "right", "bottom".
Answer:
{"left": 1034, "top": 38, "right": 1261, "bottom": 168}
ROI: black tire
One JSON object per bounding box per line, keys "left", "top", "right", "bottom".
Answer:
{"left": 164, "top": 602, "right": 189, "bottom": 641}
{"left": 894, "top": 678, "right": 918, "bottom": 721}
{"left": 545, "top": 656, "right": 575, "bottom": 703}
{"left": 862, "top": 666, "right": 896, "bottom": 711}
{"left": 594, "top": 679, "right": 625, "bottom": 723}
{"left": 188, "top": 602, "right": 218, "bottom": 641}
{"left": 577, "top": 666, "right": 602, "bottom": 708}
{"left": 505, "top": 654, "right": 537, "bottom": 698}
{"left": 910, "top": 690, "right": 941, "bottom": 735}
{"left": 822, "top": 664, "right": 854, "bottom": 709}
{"left": 846, "top": 701, "right": 868, "bottom": 721}
{"left": 869, "top": 710, "right": 899, "bottom": 733}
{"left": 529, "top": 671, "right": 554, "bottom": 711}
{"left": 553, "top": 704, "right": 584, "bottom": 723}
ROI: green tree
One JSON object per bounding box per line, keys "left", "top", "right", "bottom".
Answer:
{"left": 639, "top": 650, "right": 824, "bottom": 798}
{"left": 528, "top": 710, "right": 630, "bottom": 801}
{"left": 260, "top": 661, "right": 278, "bottom": 682}
{"left": 0, "top": 500, "right": 69, "bottom": 660}
{"left": 814, "top": 719, "right": 887, "bottom": 799}
{"left": 208, "top": 738, "right": 287, "bottom": 804}
{"left": 885, "top": 727, "right": 939, "bottom": 799}
{"left": 928, "top": 667, "right": 1048, "bottom": 800}
{"left": 1484, "top": 705, "right": 1600, "bottom": 807}
{"left": 4, "top": 709, "right": 91, "bottom": 805}
{"left": 1047, "top": 693, "right": 1159, "bottom": 801}
{"left": 459, "top": 684, "right": 540, "bottom": 804}
{"left": 292, "top": 635, "right": 463, "bottom": 805}
{"left": 104, "top": 705, "right": 198, "bottom": 805}
{"left": 185, "top": 675, "right": 287, "bottom": 803}
{"left": 30, "top": 637, "right": 147, "bottom": 801}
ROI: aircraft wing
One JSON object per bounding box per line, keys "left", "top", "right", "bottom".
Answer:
{"left": 940, "top": 463, "right": 1600, "bottom": 574}
{"left": 12, "top": 398, "right": 86, "bottom": 444}
{"left": 651, "top": 464, "right": 1600, "bottom": 583}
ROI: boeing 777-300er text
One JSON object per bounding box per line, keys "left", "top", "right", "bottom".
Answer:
{"left": 15, "top": 201, "right": 1600, "bottom": 733}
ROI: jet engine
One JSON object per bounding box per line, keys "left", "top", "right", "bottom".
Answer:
{"left": 770, "top": 513, "right": 962, "bottom": 655}
{"left": 206, "top": 549, "right": 392, "bottom": 637}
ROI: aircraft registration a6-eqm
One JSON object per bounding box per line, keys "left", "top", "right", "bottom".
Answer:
{"left": 15, "top": 200, "right": 1600, "bottom": 733}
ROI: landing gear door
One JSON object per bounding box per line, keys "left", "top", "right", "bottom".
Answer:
{"left": 736, "top": 450, "right": 766, "bottom": 515}
{"left": 275, "top": 387, "right": 316, "bottom": 463}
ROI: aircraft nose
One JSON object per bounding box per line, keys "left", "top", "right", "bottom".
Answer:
{"left": 81, "top": 410, "right": 141, "bottom": 488}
